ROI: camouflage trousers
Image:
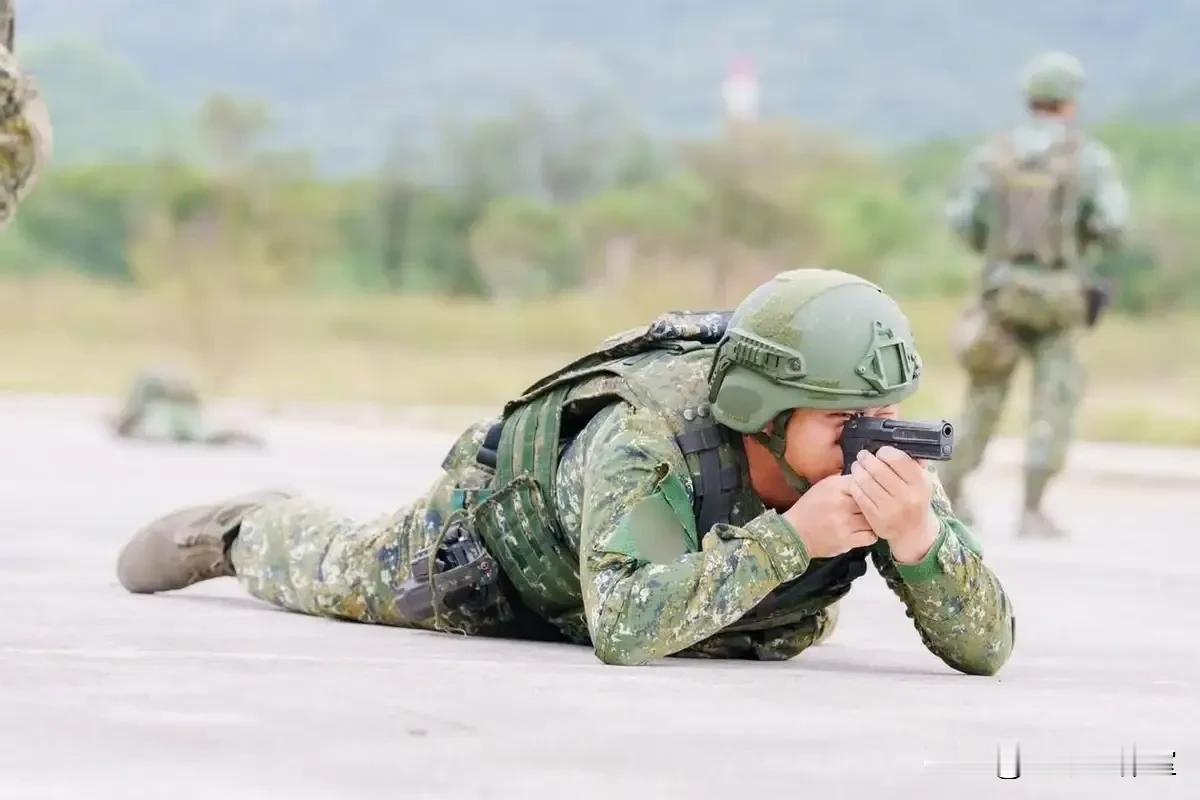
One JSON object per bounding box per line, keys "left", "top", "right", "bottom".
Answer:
{"left": 225, "top": 418, "right": 841, "bottom": 657}
{"left": 940, "top": 310, "right": 1083, "bottom": 509}
{"left": 228, "top": 419, "right": 526, "bottom": 636}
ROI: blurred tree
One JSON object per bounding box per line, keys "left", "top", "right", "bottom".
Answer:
{"left": 125, "top": 99, "right": 340, "bottom": 387}
{"left": 200, "top": 95, "right": 270, "bottom": 175}
{"left": 379, "top": 150, "right": 417, "bottom": 289}
{"left": 15, "top": 165, "right": 150, "bottom": 280}
{"left": 402, "top": 190, "right": 487, "bottom": 296}
{"left": 577, "top": 174, "right": 707, "bottom": 288}
{"left": 680, "top": 123, "right": 840, "bottom": 300}
{"left": 469, "top": 199, "right": 582, "bottom": 298}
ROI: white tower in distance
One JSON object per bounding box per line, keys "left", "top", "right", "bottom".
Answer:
{"left": 721, "top": 56, "right": 760, "bottom": 122}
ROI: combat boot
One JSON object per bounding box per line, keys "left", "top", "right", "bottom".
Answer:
{"left": 1019, "top": 468, "right": 1064, "bottom": 538}
{"left": 116, "top": 491, "right": 290, "bottom": 593}
{"left": 1018, "top": 509, "right": 1066, "bottom": 539}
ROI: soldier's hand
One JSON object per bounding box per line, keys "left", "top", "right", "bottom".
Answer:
{"left": 847, "top": 446, "right": 939, "bottom": 564}
{"left": 783, "top": 475, "right": 877, "bottom": 559}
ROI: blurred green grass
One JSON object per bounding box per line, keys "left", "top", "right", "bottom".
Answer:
{"left": 4, "top": 275, "right": 1199, "bottom": 445}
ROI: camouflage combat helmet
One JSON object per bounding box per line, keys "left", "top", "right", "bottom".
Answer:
{"left": 1022, "top": 51, "right": 1084, "bottom": 104}
{"left": 708, "top": 269, "right": 922, "bottom": 488}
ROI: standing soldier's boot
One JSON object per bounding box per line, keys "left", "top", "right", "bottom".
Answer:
{"left": 116, "top": 491, "right": 290, "bottom": 593}
{"left": 1018, "top": 468, "right": 1065, "bottom": 539}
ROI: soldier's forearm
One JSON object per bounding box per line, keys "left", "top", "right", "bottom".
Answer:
{"left": 882, "top": 523, "right": 1014, "bottom": 675}
{"left": 585, "top": 511, "right": 810, "bottom": 666}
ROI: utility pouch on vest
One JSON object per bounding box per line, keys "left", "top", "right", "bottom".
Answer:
{"left": 473, "top": 311, "right": 735, "bottom": 622}
{"left": 982, "top": 128, "right": 1089, "bottom": 333}
{"left": 987, "top": 129, "right": 1082, "bottom": 268}
{"left": 472, "top": 474, "right": 581, "bottom": 620}
{"left": 985, "top": 262, "right": 1086, "bottom": 332}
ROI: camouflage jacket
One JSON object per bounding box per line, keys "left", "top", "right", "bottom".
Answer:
{"left": 546, "top": 350, "right": 1014, "bottom": 674}
{"left": 0, "top": 31, "right": 51, "bottom": 228}
{"left": 946, "top": 117, "right": 1128, "bottom": 256}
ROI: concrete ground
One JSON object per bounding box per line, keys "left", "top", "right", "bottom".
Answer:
{"left": 1, "top": 395, "right": 1195, "bottom": 799}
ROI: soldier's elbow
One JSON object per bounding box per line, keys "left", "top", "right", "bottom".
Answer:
{"left": 952, "top": 638, "right": 1013, "bottom": 677}
{"left": 590, "top": 621, "right": 660, "bottom": 666}
{"left": 593, "top": 636, "right": 655, "bottom": 667}
{"left": 960, "top": 654, "right": 1007, "bottom": 676}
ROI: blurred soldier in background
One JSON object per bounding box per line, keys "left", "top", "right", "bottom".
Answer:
{"left": 940, "top": 51, "right": 1129, "bottom": 538}
{"left": 114, "top": 367, "right": 262, "bottom": 446}
{"left": 0, "top": 1, "right": 51, "bottom": 227}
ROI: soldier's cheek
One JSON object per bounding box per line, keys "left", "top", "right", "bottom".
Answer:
{"left": 812, "top": 445, "right": 844, "bottom": 482}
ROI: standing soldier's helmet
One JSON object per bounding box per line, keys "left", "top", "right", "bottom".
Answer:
{"left": 708, "top": 269, "right": 922, "bottom": 487}
{"left": 1022, "top": 51, "right": 1085, "bottom": 104}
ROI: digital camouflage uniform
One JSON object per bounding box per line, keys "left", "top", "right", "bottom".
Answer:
{"left": 115, "top": 369, "right": 208, "bottom": 442}
{"left": 939, "top": 52, "right": 1129, "bottom": 527}
{"left": 114, "top": 368, "right": 261, "bottom": 446}
{"left": 0, "top": 1, "right": 51, "bottom": 228}
{"left": 231, "top": 298, "right": 1013, "bottom": 673}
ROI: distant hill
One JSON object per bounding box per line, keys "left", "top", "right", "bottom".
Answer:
{"left": 18, "top": 0, "right": 1200, "bottom": 171}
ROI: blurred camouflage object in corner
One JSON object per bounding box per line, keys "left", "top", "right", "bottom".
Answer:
{"left": 0, "top": 0, "right": 52, "bottom": 229}
{"left": 114, "top": 367, "right": 263, "bottom": 447}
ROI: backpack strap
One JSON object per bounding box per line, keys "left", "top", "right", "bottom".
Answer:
{"left": 985, "top": 132, "right": 1017, "bottom": 264}
{"left": 673, "top": 403, "right": 743, "bottom": 535}
{"left": 1048, "top": 126, "right": 1084, "bottom": 267}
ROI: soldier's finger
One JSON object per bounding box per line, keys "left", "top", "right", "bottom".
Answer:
{"left": 855, "top": 450, "right": 905, "bottom": 496}
{"left": 828, "top": 474, "right": 856, "bottom": 493}
{"left": 847, "top": 529, "right": 879, "bottom": 548}
{"left": 846, "top": 473, "right": 881, "bottom": 519}
{"left": 850, "top": 462, "right": 889, "bottom": 509}
{"left": 838, "top": 494, "right": 863, "bottom": 517}
{"left": 875, "top": 446, "right": 925, "bottom": 484}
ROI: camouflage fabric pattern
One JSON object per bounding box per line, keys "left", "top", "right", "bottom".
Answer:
{"left": 229, "top": 350, "right": 1013, "bottom": 673}
{"left": 516, "top": 309, "right": 731, "bottom": 405}
{"left": 952, "top": 305, "right": 1019, "bottom": 379}
{"left": 114, "top": 370, "right": 207, "bottom": 442}
{"left": 598, "top": 309, "right": 730, "bottom": 352}
{"left": 561, "top": 392, "right": 1011, "bottom": 671}
{"left": 984, "top": 262, "right": 1087, "bottom": 332}
{"left": 941, "top": 325, "right": 1082, "bottom": 500}
{"left": 871, "top": 474, "right": 1013, "bottom": 672}
{"left": 231, "top": 419, "right": 524, "bottom": 637}
{"left": 946, "top": 118, "right": 1128, "bottom": 253}
{"left": 114, "top": 368, "right": 263, "bottom": 446}
{"left": 942, "top": 116, "right": 1126, "bottom": 508}
{"left": 0, "top": 25, "right": 51, "bottom": 228}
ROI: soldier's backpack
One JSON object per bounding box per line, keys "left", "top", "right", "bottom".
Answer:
{"left": 983, "top": 129, "right": 1087, "bottom": 331}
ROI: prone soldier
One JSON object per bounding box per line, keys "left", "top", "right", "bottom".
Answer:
{"left": 116, "top": 269, "right": 1013, "bottom": 673}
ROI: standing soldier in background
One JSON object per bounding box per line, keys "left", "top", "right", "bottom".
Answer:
{"left": 0, "top": 1, "right": 50, "bottom": 227}
{"left": 940, "top": 52, "right": 1129, "bottom": 538}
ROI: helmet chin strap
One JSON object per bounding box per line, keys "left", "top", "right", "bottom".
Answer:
{"left": 753, "top": 410, "right": 812, "bottom": 494}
